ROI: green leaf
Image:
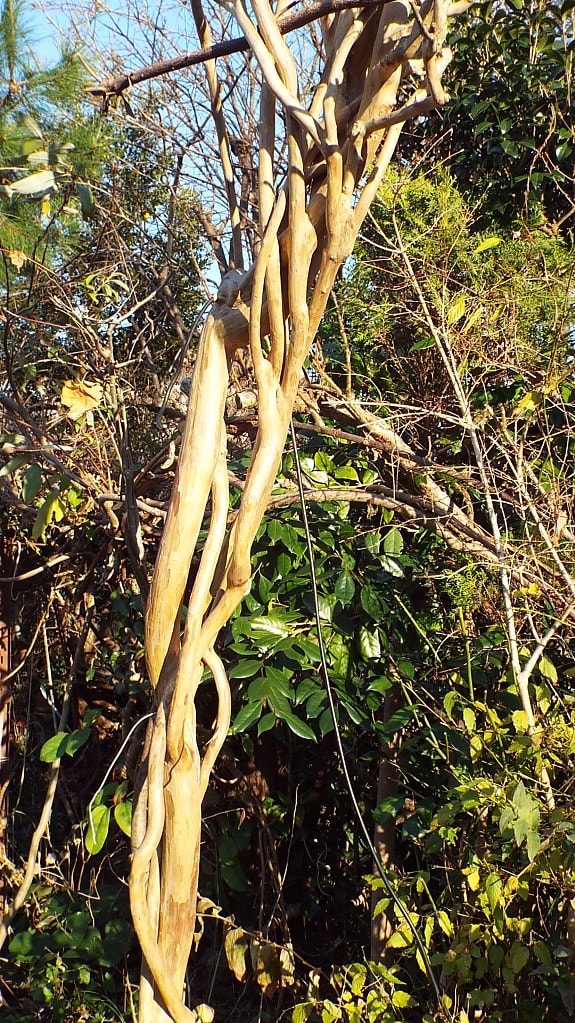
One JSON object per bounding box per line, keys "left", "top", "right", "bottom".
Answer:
{"left": 507, "top": 940, "right": 529, "bottom": 974}
{"left": 538, "top": 655, "right": 558, "bottom": 684}
{"left": 85, "top": 804, "right": 110, "bottom": 855}
{"left": 391, "top": 990, "right": 414, "bottom": 1008}
{"left": 292, "top": 1004, "right": 312, "bottom": 1023}
{"left": 466, "top": 869, "right": 480, "bottom": 892}
{"left": 364, "top": 531, "right": 381, "bottom": 554}
{"left": 334, "top": 569, "right": 355, "bottom": 605}
{"left": 314, "top": 450, "right": 334, "bottom": 473}
{"left": 276, "top": 552, "right": 292, "bottom": 577}
{"left": 383, "top": 527, "right": 403, "bottom": 556}
{"left": 228, "top": 660, "right": 262, "bottom": 680}
{"left": 379, "top": 556, "right": 404, "bottom": 578}
{"left": 316, "top": 594, "right": 335, "bottom": 622}
{"left": 221, "top": 861, "right": 248, "bottom": 892}
{"left": 443, "top": 690, "right": 458, "bottom": 718}
{"left": 0, "top": 454, "right": 29, "bottom": 477}
{"left": 267, "top": 519, "right": 283, "bottom": 543}
{"left": 526, "top": 829, "right": 541, "bottom": 862}
{"left": 114, "top": 800, "right": 132, "bottom": 837}
{"left": 368, "top": 676, "right": 392, "bottom": 694}
{"left": 409, "top": 336, "right": 435, "bottom": 352}
{"left": 474, "top": 236, "right": 501, "bottom": 254}
{"left": 8, "top": 929, "right": 46, "bottom": 959}
{"left": 386, "top": 926, "right": 413, "bottom": 948}
{"left": 512, "top": 780, "right": 528, "bottom": 811}
{"left": 489, "top": 944, "right": 504, "bottom": 969}
{"left": 485, "top": 872, "right": 503, "bottom": 913}
{"left": 533, "top": 941, "right": 552, "bottom": 965}
{"left": 499, "top": 807, "right": 514, "bottom": 835}
{"left": 64, "top": 727, "right": 92, "bottom": 756}
{"left": 321, "top": 999, "right": 341, "bottom": 1023}
{"left": 512, "top": 709, "right": 530, "bottom": 733}
{"left": 265, "top": 666, "right": 293, "bottom": 698}
{"left": 334, "top": 465, "right": 359, "bottom": 481}
{"left": 232, "top": 702, "right": 262, "bottom": 733}
{"left": 257, "top": 712, "right": 276, "bottom": 735}
{"left": 358, "top": 625, "right": 381, "bottom": 660}
{"left": 251, "top": 610, "right": 300, "bottom": 642}
{"left": 76, "top": 181, "right": 95, "bottom": 219}
{"left": 32, "top": 492, "right": 61, "bottom": 540}
{"left": 296, "top": 678, "right": 321, "bottom": 703}
{"left": 447, "top": 293, "right": 466, "bottom": 324}
{"left": 22, "top": 462, "right": 42, "bottom": 502}
{"left": 276, "top": 711, "right": 316, "bottom": 741}
{"left": 39, "top": 731, "right": 69, "bottom": 762}
{"left": 360, "top": 583, "right": 387, "bottom": 621}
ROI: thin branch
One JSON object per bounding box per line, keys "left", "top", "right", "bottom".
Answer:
{"left": 89, "top": 0, "right": 397, "bottom": 102}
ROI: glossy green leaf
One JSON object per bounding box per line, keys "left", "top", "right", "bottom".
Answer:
{"left": 277, "top": 711, "right": 316, "bottom": 741}
{"left": 232, "top": 701, "right": 262, "bottom": 733}
{"left": 85, "top": 804, "right": 110, "bottom": 855}
{"left": 360, "top": 583, "right": 387, "bottom": 621}
{"left": 64, "top": 726, "right": 92, "bottom": 756}
{"left": 257, "top": 712, "right": 276, "bottom": 735}
{"left": 379, "top": 556, "right": 404, "bottom": 578}
{"left": 334, "top": 569, "right": 355, "bottom": 605}
{"left": 114, "top": 800, "right": 132, "bottom": 837}
{"left": 228, "top": 660, "right": 262, "bottom": 679}
{"left": 358, "top": 625, "right": 381, "bottom": 660}
{"left": 39, "top": 731, "right": 69, "bottom": 763}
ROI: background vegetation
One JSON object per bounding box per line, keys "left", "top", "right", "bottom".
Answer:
{"left": 1, "top": 0, "right": 575, "bottom": 1021}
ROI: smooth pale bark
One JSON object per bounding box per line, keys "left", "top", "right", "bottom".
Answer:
{"left": 128, "top": 2, "right": 462, "bottom": 1018}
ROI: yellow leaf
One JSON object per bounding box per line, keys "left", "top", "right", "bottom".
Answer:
{"left": 250, "top": 939, "right": 295, "bottom": 997}
{"left": 437, "top": 910, "right": 453, "bottom": 937}
{"left": 514, "top": 391, "right": 541, "bottom": 417}
{"left": 224, "top": 925, "right": 249, "bottom": 982}
{"left": 194, "top": 1005, "right": 214, "bottom": 1023}
{"left": 474, "top": 236, "right": 501, "bottom": 254}
{"left": 512, "top": 710, "right": 530, "bottom": 734}
{"left": 448, "top": 293, "right": 466, "bottom": 324}
{"left": 41, "top": 196, "right": 51, "bottom": 217}
{"left": 8, "top": 249, "right": 26, "bottom": 270}
{"left": 386, "top": 926, "right": 413, "bottom": 948}
{"left": 61, "top": 379, "right": 103, "bottom": 420}
{"left": 466, "top": 869, "right": 480, "bottom": 892}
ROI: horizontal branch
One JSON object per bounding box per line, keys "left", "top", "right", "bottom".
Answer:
{"left": 89, "top": 0, "right": 392, "bottom": 100}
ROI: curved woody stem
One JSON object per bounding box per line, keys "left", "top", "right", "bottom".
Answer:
{"left": 129, "top": 1, "right": 462, "bottom": 1017}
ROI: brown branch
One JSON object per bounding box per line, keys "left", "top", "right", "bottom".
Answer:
{"left": 88, "top": 0, "right": 394, "bottom": 101}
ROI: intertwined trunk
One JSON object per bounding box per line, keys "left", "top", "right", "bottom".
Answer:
{"left": 130, "top": 1, "right": 463, "bottom": 1017}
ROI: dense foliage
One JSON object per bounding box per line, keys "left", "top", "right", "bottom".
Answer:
{"left": 2, "top": 2, "right": 575, "bottom": 1022}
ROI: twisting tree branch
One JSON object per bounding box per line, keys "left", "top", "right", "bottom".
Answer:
{"left": 89, "top": 0, "right": 470, "bottom": 103}
{"left": 128, "top": 1, "right": 465, "bottom": 1019}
